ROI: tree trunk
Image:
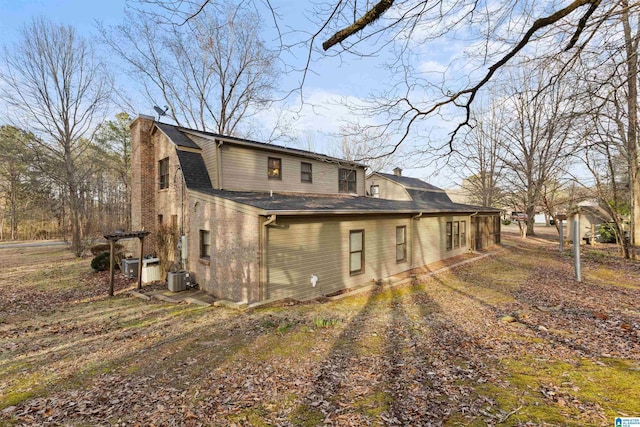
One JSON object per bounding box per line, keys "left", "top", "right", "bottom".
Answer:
{"left": 525, "top": 205, "right": 536, "bottom": 236}
{"left": 622, "top": 0, "right": 640, "bottom": 260}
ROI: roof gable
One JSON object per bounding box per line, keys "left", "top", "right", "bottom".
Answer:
{"left": 155, "top": 122, "right": 366, "bottom": 167}
{"left": 155, "top": 122, "right": 201, "bottom": 149}
{"left": 373, "top": 172, "right": 444, "bottom": 191}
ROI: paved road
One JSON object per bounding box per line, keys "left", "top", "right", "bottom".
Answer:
{"left": 0, "top": 240, "right": 68, "bottom": 249}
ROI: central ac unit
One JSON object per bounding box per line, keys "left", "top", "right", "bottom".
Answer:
{"left": 121, "top": 258, "right": 139, "bottom": 279}
{"left": 168, "top": 271, "right": 188, "bottom": 292}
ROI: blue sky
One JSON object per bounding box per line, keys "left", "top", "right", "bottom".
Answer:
{"left": 0, "top": 0, "right": 463, "bottom": 187}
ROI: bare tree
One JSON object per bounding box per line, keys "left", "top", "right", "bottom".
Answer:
{"left": 0, "top": 126, "right": 35, "bottom": 240}
{"left": 498, "top": 64, "right": 577, "bottom": 236}
{"left": 329, "top": 123, "right": 399, "bottom": 173}
{"left": 620, "top": 0, "right": 640, "bottom": 258}
{"left": 452, "top": 106, "right": 505, "bottom": 207}
{"left": 101, "top": 2, "right": 278, "bottom": 135}
{"left": 0, "top": 18, "right": 111, "bottom": 255}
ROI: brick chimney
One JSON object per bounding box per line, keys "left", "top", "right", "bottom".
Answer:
{"left": 393, "top": 167, "right": 402, "bottom": 177}
{"left": 130, "top": 115, "right": 156, "bottom": 244}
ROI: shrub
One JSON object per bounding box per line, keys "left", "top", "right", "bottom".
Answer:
{"left": 90, "top": 243, "right": 124, "bottom": 256}
{"left": 91, "top": 251, "right": 112, "bottom": 271}
{"left": 501, "top": 219, "right": 512, "bottom": 226}
{"left": 598, "top": 223, "right": 617, "bottom": 243}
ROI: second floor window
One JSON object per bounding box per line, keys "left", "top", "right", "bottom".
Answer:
{"left": 159, "top": 157, "right": 169, "bottom": 189}
{"left": 301, "top": 162, "right": 312, "bottom": 183}
{"left": 339, "top": 169, "right": 357, "bottom": 193}
{"left": 268, "top": 157, "right": 281, "bottom": 180}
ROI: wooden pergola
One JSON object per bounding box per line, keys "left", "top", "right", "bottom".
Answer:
{"left": 103, "top": 230, "right": 151, "bottom": 296}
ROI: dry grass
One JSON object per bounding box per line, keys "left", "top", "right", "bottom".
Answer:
{"left": 0, "top": 230, "right": 639, "bottom": 426}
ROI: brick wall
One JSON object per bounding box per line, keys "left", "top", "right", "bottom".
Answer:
{"left": 187, "top": 193, "right": 261, "bottom": 303}
{"left": 131, "top": 115, "right": 191, "bottom": 257}
{"left": 130, "top": 115, "right": 156, "bottom": 251}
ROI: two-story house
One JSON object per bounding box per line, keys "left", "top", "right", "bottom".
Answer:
{"left": 130, "top": 115, "right": 500, "bottom": 304}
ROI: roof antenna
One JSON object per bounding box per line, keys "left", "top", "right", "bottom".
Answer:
{"left": 153, "top": 105, "right": 169, "bottom": 121}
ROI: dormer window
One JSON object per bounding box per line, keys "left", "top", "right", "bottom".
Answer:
{"left": 339, "top": 169, "right": 357, "bottom": 193}
{"left": 268, "top": 157, "right": 282, "bottom": 180}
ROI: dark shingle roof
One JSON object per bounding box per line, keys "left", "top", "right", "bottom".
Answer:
{"left": 375, "top": 172, "right": 443, "bottom": 191}
{"left": 191, "top": 188, "right": 497, "bottom": 215}
{"left": 156, "top": 122, "right": 201, "bottom": 149}
{"left": 157, "top": 122, "right": 366, "bottom": 167}
{"left": 175, "top": 150, "right": 212, "bottom": 189}
{"left": 406, "top": 188, "right": 453, "bottom": 204}
{"left": 154, "top": 122, "right": 499, "bottom": 215}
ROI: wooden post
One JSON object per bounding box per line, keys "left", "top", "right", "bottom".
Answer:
{"left": 137, "top": 235, "right": 144, "bottom": 290}
{"left": 109, "top": 239, "right": 115, "bottom": 297}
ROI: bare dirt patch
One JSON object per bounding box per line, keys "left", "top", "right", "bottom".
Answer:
{"left": 1, "top": 237, "right": 638, "bottom": 426}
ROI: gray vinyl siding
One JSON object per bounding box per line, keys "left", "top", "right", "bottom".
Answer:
{"left": 187, "top": 134, "right": 219, "bottom": 188}
{"left": 411, "top": 215, "right": 470, "bottom": 267}
{"left": 265, "top": 215, "right": 411, "bottom": 301}
{"left": 220, "top": 144, "right": 366, "bottom": 195}
{"left": 365, "top": 176, "right": 412, "bottom": 201}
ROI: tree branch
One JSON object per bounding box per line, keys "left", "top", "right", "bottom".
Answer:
{"left": 322, "top": 0, "right": 394, "bottom": 51}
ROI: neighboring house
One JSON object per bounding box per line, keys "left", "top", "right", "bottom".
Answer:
{"left": 567, "top": 201, "right": 615, "bottom": 243}
{"left": 130, "top": 115, "right": 501, "bottom": 304}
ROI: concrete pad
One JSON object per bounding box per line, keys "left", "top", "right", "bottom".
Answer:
{"left": 153, "top": 293, "right": 179, "bottom": 303}
{"left": 128, "top": 291, "right": 151, "bottom": 301}
{"left": 213, "top": 300, "right": 248, "bottom": 310}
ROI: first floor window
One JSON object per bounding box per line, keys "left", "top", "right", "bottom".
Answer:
{"left": 453, "top": 221, "right": 460, "bottom": 249}
{"left": 301, "top": 162, "right": 312, "bottom": 183}
{"left": 200, "top": 230, "right": 211, "bottom": 259}
{"left": 349, "top": 230, "right": 364, "bottom": 275}
{"left": 396, "top": 226, "right": 407, "bottom": 262}
{"left": 460, "top": 220, "right": 467, "bottom": 247}
{"left": 159, "top": 157, "right": 169, "bottom": 189}
{"left": 339, "top": 168, "right": 357, "bottom": 193}
{"left": 268, "top": 157, "right": 282, "bottom": 179}
{"left": 446, "top": 221, "right": 453, "bottom": 251}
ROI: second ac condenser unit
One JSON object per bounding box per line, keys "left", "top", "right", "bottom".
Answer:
{"left": 168, "top": 271, "right": 187, "bottom": 292}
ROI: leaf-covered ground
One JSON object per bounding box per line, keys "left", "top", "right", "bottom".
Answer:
{"left": 1, "top": 227, "right": 638, "bottom": 426}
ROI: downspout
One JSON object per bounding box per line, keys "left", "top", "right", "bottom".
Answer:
{"left": 259, "top": 215, "right": 277, "bottom": 301}
{"left": 410, "top": 212, "right": 422, "bottom": 268}
{"left": 216, "top": 141, "right": 223, "bottom": 189}
{"left": 263, "top": 214, "right": 277, "bottom": 227}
